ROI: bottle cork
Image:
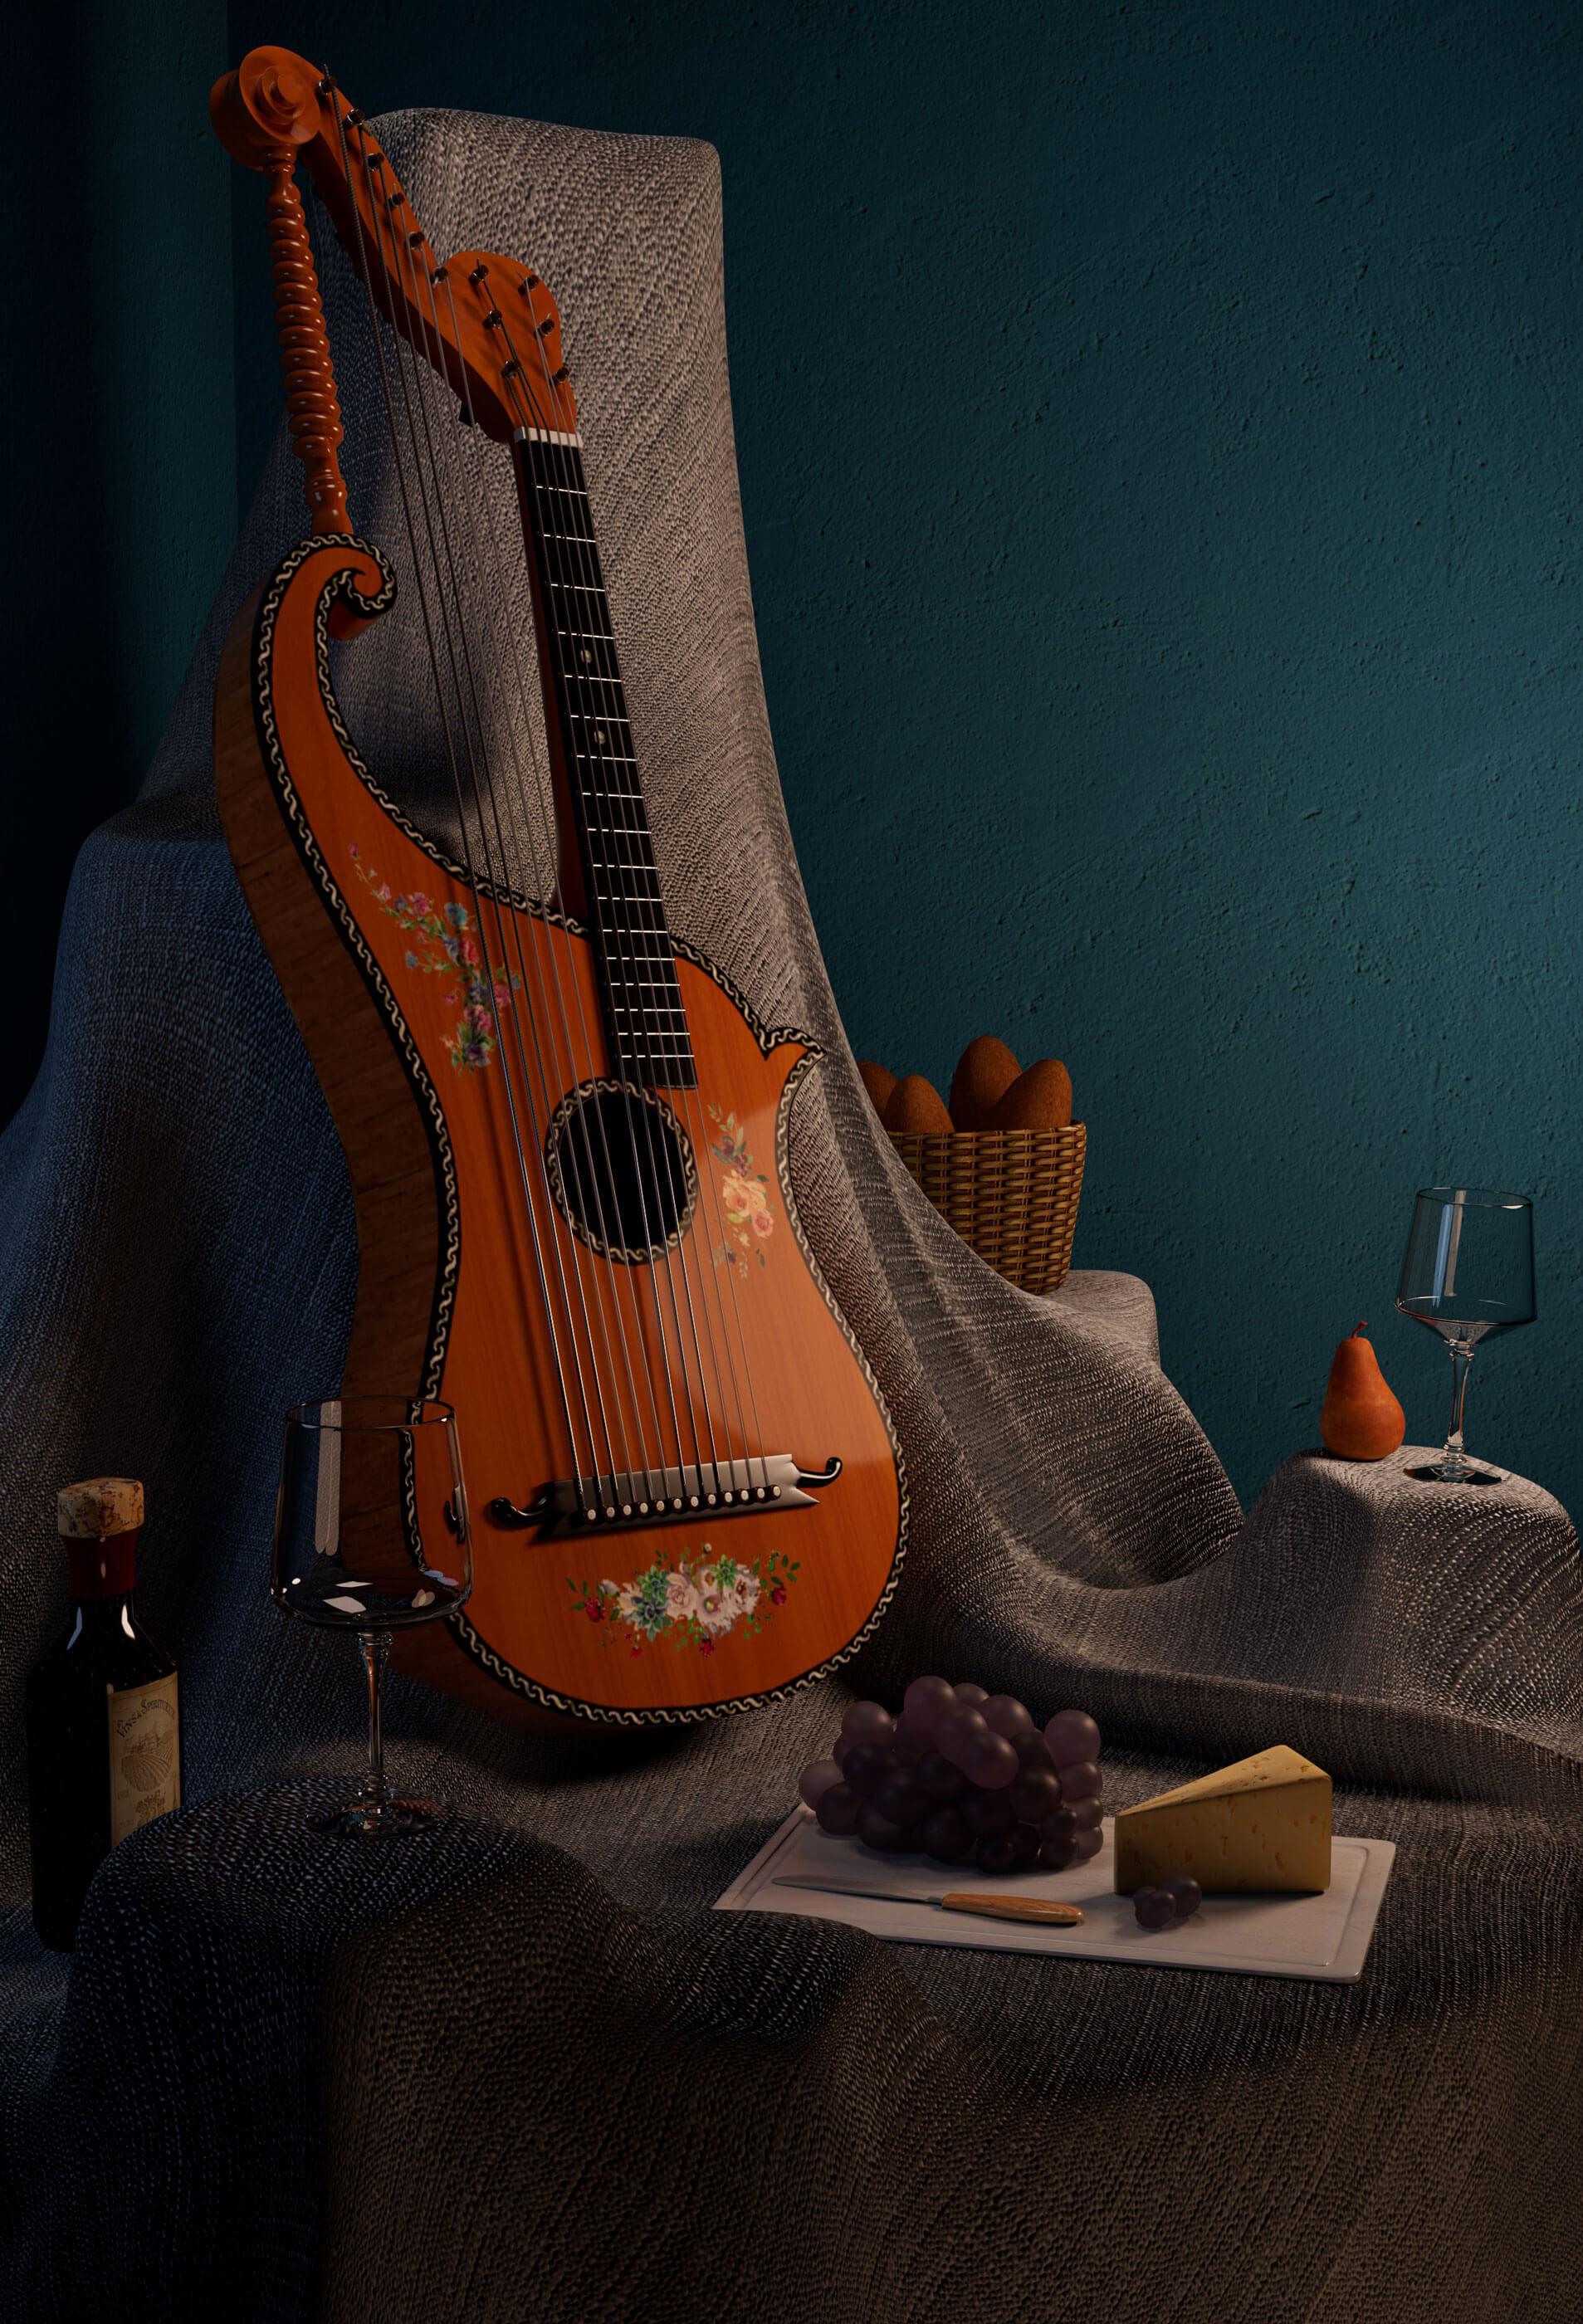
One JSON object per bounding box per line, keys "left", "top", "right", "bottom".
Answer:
{"left": 57, "top": 1477, "right": 144, "bottom": 1540}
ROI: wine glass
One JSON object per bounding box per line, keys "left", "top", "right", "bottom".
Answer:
{"left": 272, "top": 1396, "right": 471, "bottom": 1833}
{"left": 1395, "top": 1189, "right": 1535, "bottom": 1483}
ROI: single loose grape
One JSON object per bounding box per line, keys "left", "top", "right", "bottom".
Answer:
{"left": 842, "top": 1700, "right": 897, "bottom": 1747}
{"left": 959, "top": 1731, "right": 1020, "bottom": 1790}
{"left": 815, "top": 1783, "right": 861, "bottom": 1836}
{"left": 976, "top": 1833, "right": 1019, "bottom": 1876}
{"left": 843, "top": 1740, "right": 899, "bottom": 1797}
{"left": 857, "top": 1800, "right": 910, "bottom": 1853}
{"left": 1045, "top": 1709, "right": 1102, "bottom": 1767}
{"left": 1160, "top": 1875, "right": 1202, "bottom": 1920}
{"left": 1038, "top": 1834, "right": 1077, "bottom": 1872}
{"left": 1010, "top": 1769, "right": 1064, "bottom": 1824}
{"left": 1135, "top": 1887, "right": 1176, "bottom": 1929}
{"left": 918, "top": 1749, "right": 967, "bottom": 1802}
{"left": 982, "top": 1694, "right": 1035, "bottom": 1741}
{"left": 1013, "top": 1733, "right": 1056, "bottom": 1775}
{"left": 1039, "top": 1806, "right": 1078, "bottom": 1849}
{"left": 935, "top": 1704, "right": 989, "bottom": 1768}
{"left": 799, "top": 1757, "right": 843, "bottom": 1809}
{"left": 961, "top": 1784, "right": 1014, "bottom": 1838}
{"left": 873, "top": 1769, "right": 936, "bottom": 1829}
{"left": 1070, "top": 1797, "right": 1103, "bottom": 1833}
{"left": 1072, "top": 1827, "right": 1103, "bottom": 1863}
{"left": 921, "top": 1805, "right": 973, "bottom": 1863}
{"left": 1057, "top": 1759, "right": 1102, "bottom": 1804}
{"left": 955, "top": 1682, "right": 989, "bottom": 1707}
{"left": 903, "top": 1674, "right": 957, "bottom": 1734}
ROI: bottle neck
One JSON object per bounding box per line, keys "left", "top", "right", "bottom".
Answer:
{"left": 64, "top": 1526, "right": 138, "bottom": 1599}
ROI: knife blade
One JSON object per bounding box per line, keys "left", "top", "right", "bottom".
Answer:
{"left": 772, "top": 1876, "right": 1083, "bottom": 1926}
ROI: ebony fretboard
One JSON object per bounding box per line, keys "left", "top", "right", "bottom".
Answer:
{"left": 514, "top": 427, "right": 696, "bottom": 1091}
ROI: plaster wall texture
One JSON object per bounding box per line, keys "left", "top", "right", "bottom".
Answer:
{"left": 221, "top": 1, "right": 1583, "bottom": 1518}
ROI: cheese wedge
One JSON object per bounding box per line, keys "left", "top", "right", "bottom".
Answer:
{"left": 1113, "top": 1745, "right": 1331, "bottom": 1894}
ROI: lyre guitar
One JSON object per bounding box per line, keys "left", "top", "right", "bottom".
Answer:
{"left": 209, "top": 49, "right": 905, "bottom": 1727}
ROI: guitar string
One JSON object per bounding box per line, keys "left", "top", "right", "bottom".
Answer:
{"left": 347, "top": 128, "right": 650, "bottom": 1520}
{"left": 324, "top": 101, "right": 613, "bottom": 1508}
{"left": 513, "top": 315, "right": 771, "bottom": 1498}
{"left": 509, "top": 408, "right": 743, "bottom": 1502}
{"left": 393, "top": 214, "right": 681, "bottom": 1517}
{"left": 430, "top": 278, "right": 706, "bottom": 1511}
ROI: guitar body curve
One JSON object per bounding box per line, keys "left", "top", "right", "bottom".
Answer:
{"left": 214, "top": 536, "right": 906, "bottom": 1728}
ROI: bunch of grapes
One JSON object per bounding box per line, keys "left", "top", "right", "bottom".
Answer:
{"left": 1132, "top": 1876, "right": 1200, "bottom": 1928}
{"left": 798, "top": 1677, "right": 1105, "bottom": 1875}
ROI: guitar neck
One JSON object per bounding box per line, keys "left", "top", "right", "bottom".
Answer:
{"left": 513, "top": 427, "right": 697, "bottom": 1092}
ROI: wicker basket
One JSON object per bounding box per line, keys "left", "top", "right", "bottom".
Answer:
{"left": 888, "top": 1123, "right": 1087, "bottom": 1294}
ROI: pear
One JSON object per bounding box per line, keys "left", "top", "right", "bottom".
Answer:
{"left": 949, "top": 1036, "right": 1022, "bottom": 1130}
{"left": 986, "top": 1058, "right": 1073, "bottom": 1132}
{"left": 883, "top": 1074, "right": 955, "bottom": 1136}
{"left": 1320, "top": 1321, "right": 1405, "bottom": 1461}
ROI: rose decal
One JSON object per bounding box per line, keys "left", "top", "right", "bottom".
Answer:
{"left": 349, "top": 845, "right": 520, "bottom": 1072}
{"left": 569, "top": 1544, "right": 799, "bottom": 1653}
{"left": 708, "top": 1105, "right": 774, "bottom": 1272}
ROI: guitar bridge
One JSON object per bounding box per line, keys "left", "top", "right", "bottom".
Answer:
{"left": 488, "top": 1453, "right": 841, "bottom": 1536}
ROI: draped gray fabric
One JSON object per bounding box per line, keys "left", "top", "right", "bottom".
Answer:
{"left": 1, "top": 109, "right": 1580, "bottom": 2321}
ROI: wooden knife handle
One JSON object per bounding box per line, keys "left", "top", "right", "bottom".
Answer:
{"left": 940, "top": 1894, "right": 1084, "bottom": 1926}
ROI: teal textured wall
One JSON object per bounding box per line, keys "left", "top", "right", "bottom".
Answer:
{"left": 27, "top": 2, "right": 1583, "bottom": 1517}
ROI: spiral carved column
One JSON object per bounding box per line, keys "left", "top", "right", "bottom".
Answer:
{"left": 263, "top": 149, "right": 350, "bottom": 535}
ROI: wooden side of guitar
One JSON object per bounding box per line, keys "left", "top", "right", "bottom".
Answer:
{"left": 213, "top": 535, "right": 906, "bottom": 1731}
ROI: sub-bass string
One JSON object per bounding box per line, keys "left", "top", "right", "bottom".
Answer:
{"left": 393, "top": 221, "right": 678, "bottom": 1518}
{"left": 518, "top": 325, "right": 771, "bottom": 1500}
{"left": 347, "top": 125, "right": 652, "bottom": 1522}
{"left": 327, "top": 104, "right": 611, "bottom": 1515}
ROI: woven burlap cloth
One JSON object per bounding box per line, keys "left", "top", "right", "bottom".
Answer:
{"left": 0, "top": 110, "right": 1579, "bottom": 2322}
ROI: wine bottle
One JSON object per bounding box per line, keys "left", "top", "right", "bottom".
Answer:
{"left": 26, "top": 1477, "right": 181, "bottom": 1950}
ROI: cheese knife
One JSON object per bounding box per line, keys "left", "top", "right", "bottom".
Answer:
{"left": 773, "top": 1876, "right": 1083, "bottom": 1926}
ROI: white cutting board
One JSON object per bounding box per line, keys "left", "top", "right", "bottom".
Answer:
{"left": 716, "top": 1808, "right": 1395, "bottom": 1983}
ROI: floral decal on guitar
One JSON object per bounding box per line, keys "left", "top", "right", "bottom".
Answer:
{"left": 706, "top": 1103, "right": 774, "bottom": 1270}
{"left": 349, "top": 844, "right": 519, "bottom": 1071}
{"left": 568, "top": 1544, "right": 799, "bottom": 1656}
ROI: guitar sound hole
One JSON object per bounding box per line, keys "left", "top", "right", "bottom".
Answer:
{"left": 547, "top": 1083, "right": 697, "bottom": 1264}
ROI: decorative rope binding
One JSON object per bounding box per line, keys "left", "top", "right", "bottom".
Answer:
{"left": 210, "top": 48, "right": 350, "bottom": 534}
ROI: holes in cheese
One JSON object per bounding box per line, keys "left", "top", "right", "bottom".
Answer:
{"left": 1112, "top": 1745, "right": 1331, "bottom": 1895}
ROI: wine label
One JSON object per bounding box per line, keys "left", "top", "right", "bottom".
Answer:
{"left": 106, "top": 1674, "right": 180, "bottom": 1845}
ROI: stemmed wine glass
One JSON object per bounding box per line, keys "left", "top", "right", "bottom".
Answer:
{"left": 272, "top": 1396, "right": 471, "bottom": 1833}
{"left": 1395, "top": 1189, "right": 1535, "bottom": 1483}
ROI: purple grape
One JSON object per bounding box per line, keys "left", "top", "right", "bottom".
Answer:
{"left": 921, "top": 1805, "right": 973, "bottom": 1863}
{"left": 1008, "top": 1821, "right": 1041, "bottom": 1865}
{"left": 857, "top": 1800, "right": 910, "bottom": 1853}
{"left": 832, "top": 1736, "right": 851, "bottom": 1772}
{"left": 1057, "top": 1759, "right": 1102, "bottom": 1803}
{"left": 935, "top": 1704, "right": 989, "bottom": 1767}
{"left": 1072, "top": 1827, "right": 1103, "bottom": 1863}
{"left": 1070, "top": 1797, "right": 1103, "bottom": 1833}
{"left": 960, "top": 1784, "right": 1014, "bottom": 1838}
{"left": 815, "top": 1783, "right": 861, "bottom": 1836}
{"left": 1039, "top": 1807, "right": 1078, "bottom": 1848}
{"left": 843, "top": 1740, "right": 899, "bottom": 1797}
{"left": 982, "top": 1694, "right": 1035, "bottom": 1741}
{"left": 798, "top": 1757, "right": 844, "bottom": 1809}
{"left": 976, "top": 1833, "right": 1018, "bottom": 1876}
{"left": 1135, "top": 1887, "right": 1176, "bottom": 1929}
{"left": 955, "top": 1682, "right": 989, "bottom": 1707}
{"left": 902, "top": 1674, "right": 957, "bottom": 1735}
{"left": 873, "top": 1769, "right": 936, "bottom": 1828}
{"left": 1045, "top": 1709, "right": 1102, "bottom": 1767}
{"left": 958, "top": 1731, "right": 1020, "bottom": 1791}
{"left": 1013, "top": 1732, "right": 1056, "bottom": 1775}
{"left": 1009, "top": 1769, "right": 1064, "bottom": 1824}
{"left": 1038, "top": 1834, "right": 1077, "bottom": 1872}
{"left": 1160, "top": 1875, "right": 1201, "bottom": 1920}
{"left": 892, "top": 1714, "right": 932, "bottom": 1766}
{"left": 918, "top": 1749, "right": 967, "bottom": 1802}
{"left": 842, "top": 1700, "right": 897, "bottom": 1747}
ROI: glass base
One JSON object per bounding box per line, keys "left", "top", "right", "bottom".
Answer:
{"left": 1405, "top": 1461, "right": 1504, "bottom": 1487}
{"left": 310, "top": 1796, "right": 444, "bottom": 1836}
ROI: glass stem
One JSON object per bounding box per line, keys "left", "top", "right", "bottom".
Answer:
{"left": 359, "top": 1629, "right": 393, "bottom": 1812}
{"left": 1444, "top": 1342, "right": 1475, "bottom": 1474}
